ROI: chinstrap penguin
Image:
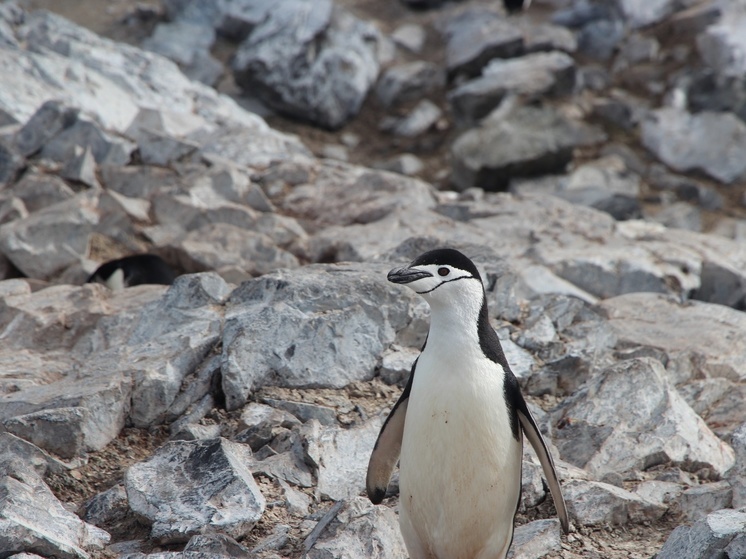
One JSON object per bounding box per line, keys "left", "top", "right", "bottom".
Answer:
{"left": 87, "top": 254, "right": 177, "bottom": 290}
{"left": 367, "top": 248, "right": 569, "bottom": 559}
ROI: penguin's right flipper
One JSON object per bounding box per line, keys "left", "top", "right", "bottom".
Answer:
{"left": 366, "top": 359, "right": 416, "bottom": 504}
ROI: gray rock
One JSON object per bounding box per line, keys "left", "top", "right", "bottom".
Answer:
{"left": 124, "top": 438, "right": 265, "bottom": 543}
{"left": 563, "top": 479, "right": 666, "bottom": 526}
{"left": 184, "top": 533, "right": 252, "bottom": 558}
{"left": 0, "top": 139, "right": 23, "bottom": 185}
{"left": 0, "top": 373, "right": 131, "bottom": 459}
{"left": 391, "top": 23, "right": 426, "bottom": 53}
{"left": 277, "top": 161, "right": 436, "bottom": 227}
{"left": 60, "top": 146, "right": 100, "bottom": 188}
{"left": 237, "top": 403, "right": 300, "bottom": 451}
{"left": 657, "top": 509, "right": 746, "bottom": 559}
{"left": 449, "top": 51, "right": 576, "bottom": 126}
{"left": 232, "top": 1, "right": 379, "bottom": 129}
{"left": 304, "top": 497, "right": 407, "bottom": 559}
{"left": 82, "top": 484, "right": 130, "bottom": 531}
{"left": 0, "top": 191, "right": 98, "bottom": 279}
{"left": 379, "top": 345, "right": 419, "bottom": 386}
{"left": 551, "top": 358, "right": 735, "bottom": 478}
{"left": 675, "top": 481, "right": 733, "bottom": 522}
{"left": 577, "top": 18, "right": 626, "bottom": 61}
{"left": 507, "top": 519, "right": 562, "bottom": 559}
{"left": 221, "top": 263, "right": 418, "bottom": 410}
{"left": 12, "top": 100, "right": 79, "bottom": 157}
{"left": 649, "top": 201, "right": 702, "bottom": 232}
{"left": 381, "top": 99, "right": 442, "bottom": 137}
{"left": 442, "top": 7, "right": 524, "bottom": 79}
{"left": 616, "top": 0, "right": 682, "bottom": 28}
{"left": 633, "top": 480, "right": 683, "bottom": 510}
{"left": 132, "top": 128, "right": 199, "bottom": 166}
{"left": 641, "top": 108, "right": 746, "bottom": 184}
{"left": 0, "top": 196, "right": 27, "bottom": 227}
{"left": 165, "top": 223, "right": 299, "bottom": 280}
{"left": 3, "top": 171, "right": 74, "bottom": 213}
{"left": 520, "top": 21, "right": 578, "bottom": 54}
{"left": 512, "top": 155, "right": 641, "bottom": 219}
{"left": 142, "top": 21, "right": 221, "bottom": 86}
{"left": 0, "top": 468, "right": 110, "bottom": 559}
{"left": 375, "top": 61, "right": 444, "bottom": 107}
{"left": 170, "top": 423, "right": 222, "bottom": 441}
{"left": 303, "top": 417, "right": 382, "bottom": 501}
{"left": 372, "top": 153, "right": 425, "bottom": 176}
{"left": 39, "top": 115, "right": 135, "bottom": 166}
{"left": 730, "top": 422, "right": 746, "bottom": 508}
{"left": 599, "top": 292, "right": 746, "bottom": 384}
{"left": 697, "top": 8, "right": 746, "bottom": 79}
{"left": 451, "top": 105, "right": 605, "bottom": 191}
{"left": 125, "top": 273, "right": 227, "bottom": 427}
{"left": 263, "top": 398, "right": 337, "bottom": 426}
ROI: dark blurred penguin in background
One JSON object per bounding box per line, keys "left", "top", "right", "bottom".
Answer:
{"left": 87, "top": 254, "right": 177, "bottom": 290}
{"left": 503, "top": 0, "right": 530, "bottom": 14}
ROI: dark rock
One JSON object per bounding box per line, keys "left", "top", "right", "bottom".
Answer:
{"left": 656, "top": 509, "right": 746, "bottom": 559}
{"left": 375, "top": 61, "right": 444, "bottom": 107}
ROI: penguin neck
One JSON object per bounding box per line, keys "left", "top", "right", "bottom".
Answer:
{"left": 424, "top": 285, "right": 486, "bottom": 355}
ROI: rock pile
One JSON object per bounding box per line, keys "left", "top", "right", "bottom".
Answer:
{"left": 0, "top": 0, "right": 745, "bottom": 557}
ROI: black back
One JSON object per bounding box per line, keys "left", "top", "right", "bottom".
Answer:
{"left": 87, "top": 254, "right": 177, "bottom": 287}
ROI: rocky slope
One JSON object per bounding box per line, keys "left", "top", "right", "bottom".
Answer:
{"left": 1, "top": 0, "right": 746, "bottom": 558}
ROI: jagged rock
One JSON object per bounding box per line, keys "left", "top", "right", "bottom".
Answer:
{"left": 0, "top": 139, "right": 23, "bottom": 185}
{"left": 12, "top": 100, "right": 79, "bottom": 157}
{"left": 373, "top": 153, "right": 425, "bottom": 177}
{"left": 641, "top": 108, "right": 746, "bottom": 184}
{"left": 82, "top": 484, "right": 130, "bottom": 531}
{"left": 124, "top": 438, "right": 265, "bottom": 543}
{"left": 449, "top": 51, "right": 576, "bottom": 126}
{"left": 303, "top": 417, "right": 382, "bottom": 501}
{"left": 520, "top": 20, "right": 578, "bottom": 54}
{"left": 375, "top": 61, "right": 444, "bottom": 107}
{"left": 563, "top": 480, "right": 666, "bottom": 526}
{"left": 441, "top": 7, "right": 524, "bottom": 79}
{"left": 649, "top": 201, "right": 702, "bottom": 232}
{"left": 125, "top": 273, "right": 228, "bottom": 427}
{"left": 276, "top": 161, "right": 436, "bottom": 227}
{"left": 0, "top": 9, "right": 303, "bottom": 164}
{"left": 551, "top": 358, "right": 735, "bottom": 478}
{"left": 507, "top": 519, "right": 562, "bottom": 559}
{"left": 39, "top": 114, "right": 135, "bottom": 166}
{"left": 656, "top": 508, "right": 746, "bottom": 559}
{"left": 451, "top": 105, "right": 605, "bottom": 191}
{"left": 0, "top": 468, "right": 110, "bottom": 559}
{"left": 599, "top": 293, "right": 746, "bottom": 384}
{"left": 165, "top": 223, "right": 299, "bottom": 281}
{"left": 237, "top": 403, "right": 300, "bottom": 451}
{"left": 221, "top": 263, "right": 418, "bottom": 410}
{"left": 633, "top": 480, "right": 683, "bottom": 510}
{"left": 304, "top": 497, "right": 407, "bottom": 559}
{"left": 675, "top": 481, "right": 733, "bottom": 522}
{"left": 232, "top": 0, "right": 379, "bottom": 129}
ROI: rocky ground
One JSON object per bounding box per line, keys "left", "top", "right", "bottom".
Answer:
{"left": 2, "top": 0, "right": 746, "bottom": 558}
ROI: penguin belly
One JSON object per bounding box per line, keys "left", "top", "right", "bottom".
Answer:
{"left": 399, "top": 353, "right": 523, "bottom": 559}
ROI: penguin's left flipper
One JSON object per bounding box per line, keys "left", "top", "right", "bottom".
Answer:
{"left": 518, "top": 408, "right": 570, "bottom": 534}
{"left": 366, "top": 359, "right": 416, "bottom": 504}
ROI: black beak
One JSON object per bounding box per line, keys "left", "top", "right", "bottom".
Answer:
{"left": 387, "top": 266, "right": 432, "bottom": 284}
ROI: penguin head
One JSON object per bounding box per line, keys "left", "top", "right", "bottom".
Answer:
{"left": 387, "top": 248, "right": 484, "bottom": 307}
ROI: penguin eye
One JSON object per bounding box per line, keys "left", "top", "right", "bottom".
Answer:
{"left": 438, "top": 267, "right": 450, "bottom": 277}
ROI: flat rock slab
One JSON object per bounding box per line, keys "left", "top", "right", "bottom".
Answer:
{"left": 451, "top": 105, "right": 605, "bottom": 191}
{"left": 551, "top": 357, "right": 735, "bottom": 478}
{"left": 508, "top": 519, "right": 562, "bottom": 559}
{"left": 599, "top": 292, "right": 746, "bottom": 383}
{"left": 0, "top": 469, "right": 110, "bottom": 559}
{"left": 124, "top": 438, "right": 265, "bottom": 544}
{"left": 641, "top": 108, "right": 746, "bottom": 184}
{"left": 221, "top": 263, "right": 418, "bottom": 410}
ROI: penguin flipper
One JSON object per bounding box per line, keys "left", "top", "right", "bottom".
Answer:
{"left": 366, "top": 359, "right": 416, "bottom": 504}
{"left": 518, "top": 408, "right": 570, "bottom": 534}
